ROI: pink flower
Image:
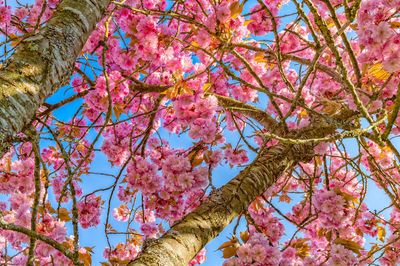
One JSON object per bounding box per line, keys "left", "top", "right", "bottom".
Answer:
{"left": 216, "top": 3, "right": 231, "bottom": 22}
{"left": 313, "top": 190, "right": 348, "bottom": 229}
{"left": 252, "top": 244, "right": 267, "bottom": 262}
{"left": 135, "top": 209, "right": 156, "bottom": 223}
{"left": 224, "top": 148, "right": 249, "bottom": 166}
{"left": 119, "top": 52, "right": 136, "bottom": 71}
{"left": 189, "top": 118, "right": 217, "bottom": 143}
{"left": 104, "top": 241, "right": 140, "bottom": 261}
{"left": 263, "top": 245, "right": 282, "bottom": 266}
{"left": 383, "top": 52, "right": 400, "bottom": 73}
{"left": 280, "top": 247, "right": 304, "bottom": 266}
{"left": 78, "top": 195, "right": 102, "bottom": 228}
{"left": 236, "top": 244, "right": 253, "bottom": 264}
{"left": 327, "top": 244, "right": 357, "bottom": 266}
{"left": 127, "top": 156, "right": 161, "bottom": 195}
{"left": 189, "top": 249, "right": 206, "bottom": 266}
{"left": 177, "top": 173, "right": 194, "bottom": 190}
{"left": 372, "top": 22, "right": 393, "bottom": 42}
{"left": 140, "top": 222, "right": 159, "bottom": 238}
{"left": 0, "top": 3, "right": 11, "bottom": 27}
{"left": 113, "top": 205, "right": 130, "bottom": 222}
{"left": 195, "top": 29, "right": 211, "bottom": 47}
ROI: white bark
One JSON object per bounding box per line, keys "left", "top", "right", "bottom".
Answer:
{"left": 0, "top": 0, "right": 110, "bottom": 157}
{"left": 130, "top": 112, "right": 357, "bottom": 266}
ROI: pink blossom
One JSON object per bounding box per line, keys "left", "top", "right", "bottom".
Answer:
{"left": 224, "top": 148, "right": 249, "bottom": 166}
{"left": 327, "top": 244, "right": 357, "bottom": 266}
{"left": 372, "top": 22, "right": 393, "bottom": 42}
{"left": 189, "top": 118, "right": 217, "bottom": 143}
{"left": 189, "top": 249, "right": 206, "bottom": 266}
{"left": 140, "top": 222, "right": 159, "bottom": 238}
{"left": 78, "top": 195, "right": 102, "bottom": 228}
{"left": 383, "top": 52, "right": 400, "bottom": 73}
{"left": 0, "top": 2, "right": 11, "bottom": 28}
{"left": 313, "top": 190, "right": 348, "bottom": 229}
{"left": 216, "top": 3, "right": 231, "bottom": 23}
{"left": 113, "top": 205, "right": 130, "bottom": 222}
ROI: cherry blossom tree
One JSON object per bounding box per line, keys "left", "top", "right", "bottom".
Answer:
{"left": 1, "top": 0, "right": 400, "bottom": 265}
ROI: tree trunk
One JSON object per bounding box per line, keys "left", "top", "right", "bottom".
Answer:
{"left": 0, "top": 0, "right": 110, "bottom": 158}
{"left": 129, "top": 115, "right": 352, "bottom": 266}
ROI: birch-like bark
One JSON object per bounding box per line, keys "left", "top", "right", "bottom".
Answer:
{"left": 130, "top": 113, "right": 356, "bottom": 266}
{"left": 130, "top": 145, "right": 308, "bottom": 266}
{"left": 0, "top": 0, "right": 110, "bottom": 158}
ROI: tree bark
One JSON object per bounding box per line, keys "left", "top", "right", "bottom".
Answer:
{"left": 0, "top": 0, "right": 110, "bottom": 158}
{"left": 129, "top": 115, "right": 355, "bottom": 266}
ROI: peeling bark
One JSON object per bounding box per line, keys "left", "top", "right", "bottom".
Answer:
{"left": 130, "top": 114, "right": 356, "bottom": 266}
{"left": 0, "top": 0, "right": 110, "bottom": 158}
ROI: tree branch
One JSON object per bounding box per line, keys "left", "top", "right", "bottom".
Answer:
{"left": 0, "top": 219, "right": 80, "bottom": 265}
{"left": 130, "top": 111, "right": 356, "bottom": 266}
{"left": 0, "top": 0, "right": 110, "bottom": 158}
